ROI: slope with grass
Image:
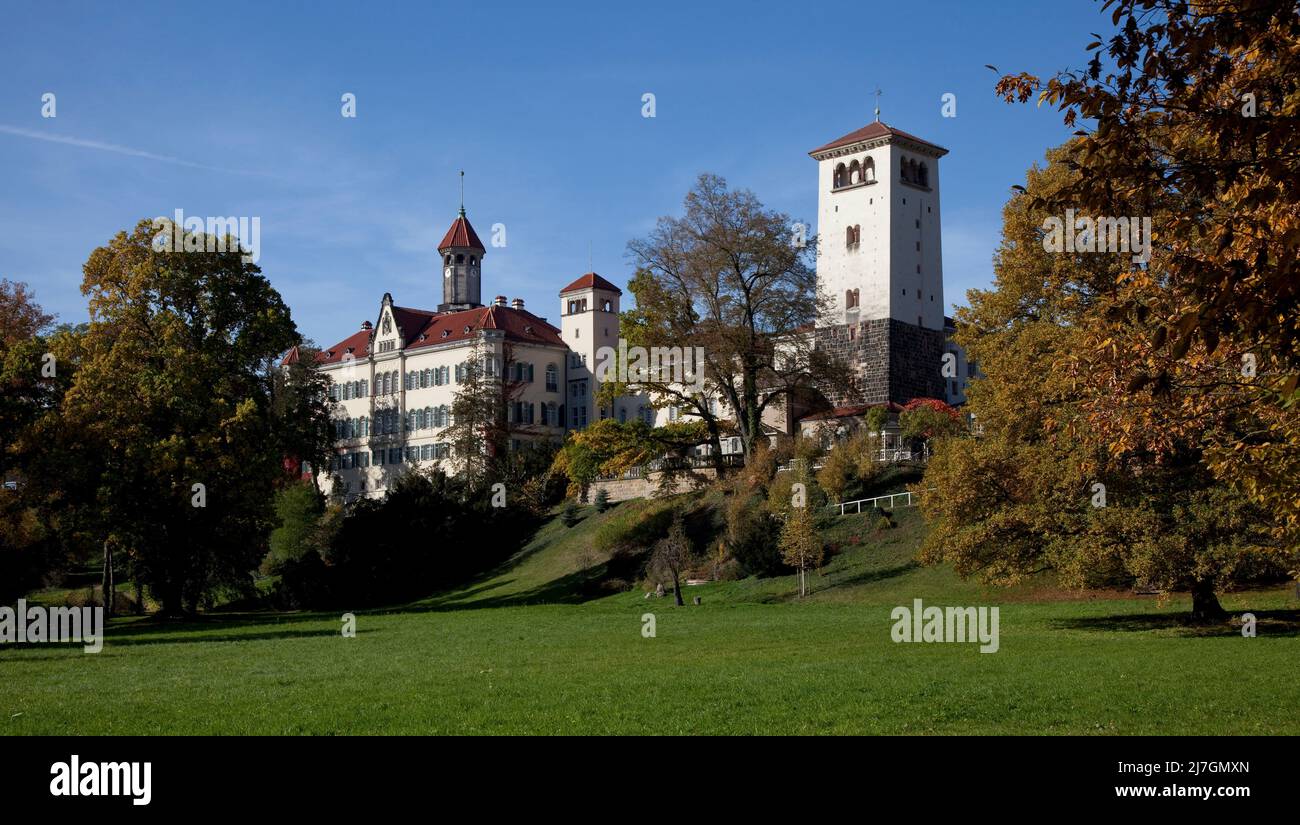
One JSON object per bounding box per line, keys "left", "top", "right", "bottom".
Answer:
{"left": 3, "top": 499, "right": 1297, "bottom": 735}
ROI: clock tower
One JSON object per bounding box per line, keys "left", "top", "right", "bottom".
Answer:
{"left": 437, "top": 206, "right": 485, "bottom": 312}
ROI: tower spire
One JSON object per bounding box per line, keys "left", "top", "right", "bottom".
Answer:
{"left": 458, "top": 169, "right": 465, "bottom": 217}
{"left": 873, "top": 87, "right": 882, "bottom": 122}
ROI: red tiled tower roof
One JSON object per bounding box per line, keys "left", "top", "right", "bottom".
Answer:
{"left": 559, "top": 272, "right": 622, "bottom": 295}
{"left": 438, "top": 212, "right": 485, "bottom": 251}
{"left": 809, "top": 121, "right": 948, "bottom": 157}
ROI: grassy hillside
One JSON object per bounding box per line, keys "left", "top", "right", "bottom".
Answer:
{"left": 4, "top": 495, "right": 1297, "bottom": 735}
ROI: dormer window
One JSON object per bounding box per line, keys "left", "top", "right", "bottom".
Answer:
{"left": 441, "top": 330, "right": 449, "bottom": 338}
{"left": 463, "top": 325, "right": 471, "bottom": 333}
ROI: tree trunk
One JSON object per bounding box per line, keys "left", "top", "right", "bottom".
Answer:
{"left": 1190, "top": 579, "right": 1227, "bottom": 623}
{"left": 672, "top": 570, "right": 684, "bottom": 606}
{"left": 101, "top": 540, "right": 115, "bottom": 618}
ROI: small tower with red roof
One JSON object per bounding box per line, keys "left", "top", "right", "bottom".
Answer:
{"left": 437, "top": 204, "right": 486, "bottom": 313}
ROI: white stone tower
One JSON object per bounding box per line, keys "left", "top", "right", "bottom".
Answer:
{"left": 808, "top": 119, "right": 949, "bottom": 404}
{"left": 558, "top": 272, "right": 622, "bottom": 429}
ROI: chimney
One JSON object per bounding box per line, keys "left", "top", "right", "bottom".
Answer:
{"left": 494, "top": 295, "right": 507, "bottom": 307}
{"left": 361, "top": 320, "right": 373, "bottom": 330}
{"left": 511, "top": 298, "right": 525, "bottom": 310}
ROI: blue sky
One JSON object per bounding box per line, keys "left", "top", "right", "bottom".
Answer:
{"left": 0, "top": 0, "right": 1111, "bottom": 350}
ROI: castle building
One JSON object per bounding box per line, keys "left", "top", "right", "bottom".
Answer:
{"left": 300, "top": 119, "right": 969, "bottom": 500}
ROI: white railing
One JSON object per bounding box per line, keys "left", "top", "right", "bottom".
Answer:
{"left": 829, "top": 490, "right": 920, "bottom": 516}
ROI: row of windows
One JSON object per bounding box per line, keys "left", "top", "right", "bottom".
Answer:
{"left": 564, "top": 298, "right": 615, "bottom": 315}
{"left": 831, "top": 156, "right": 930, "bottom": 190}
{"left": 333, "top": 379, "right": 368, "bottom": 401}
{"left": 337, "top": 358, "right": 562, "bottom": 401}
{"left": 594, "top": 405, "right": 661, "bottom": 424}
{"left": 330, "top": 443, "right": 454, "bottom": 471}
{"left": 833, "top": 157, "right": 876, "bottom": 189}
{"left": 507, "top": 401, "right": 568, "bottom": 426}
{"left": 407, "top": 405, "right": 452, "bottom": 431}
{"left": 335, "top": 408, "right": 404, "bottom": 439}
{"left": 901, "top": 158, "right": 930, "bottom": 187}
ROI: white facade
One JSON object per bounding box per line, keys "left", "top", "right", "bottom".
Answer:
{"left": 811, "top": 123, "right": 947, "bottom": 332}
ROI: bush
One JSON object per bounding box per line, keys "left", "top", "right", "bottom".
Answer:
{"left": 725, "top": 492, "right": 783, "bottom": 576}
{"left": 593, "top": 488, "right": 611, "bottom": 513}
{"left": 561, "top": 500, "right": 580, "bottom": 527}
{"left": 274, "top": 469, "right": 541, "bottom": 608}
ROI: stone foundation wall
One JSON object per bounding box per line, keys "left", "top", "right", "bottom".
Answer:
{"left": 815, "top": 318, "right": 947, "bottom": 406}
{"left": 588, "top": 468, "right": 720, "bottom": 502}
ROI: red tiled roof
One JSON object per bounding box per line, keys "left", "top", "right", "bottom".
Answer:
{"left": 280, "top": 345, "right": 301, "bottom": 366}
{"left": 438, "top": 214, "right": 485, "bottom": 251}
{"left": 313, "top": 328, "right": 373, "bottom": 365}
{"left": 313, "top": 304, "right": 565, "bottom": 365}
{"left": 405, "top": 304, "right": 567, "bottom": 351}
{"left": 800, "top": 401, "right": 904, "bottom": 422}
{"left": 809, "top": 121, "right": 947, "bottom": 157}
{"left": 559, "top": 272, "right": 622, "bottom": 295}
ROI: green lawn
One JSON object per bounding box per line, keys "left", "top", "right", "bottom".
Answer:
{"left": 3, "top": 506, "right": 1297, "bottom": 735}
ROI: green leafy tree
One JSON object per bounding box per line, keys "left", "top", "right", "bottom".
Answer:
{"left": 779, "top": 503, "right": 822, "bottom": 597}
{"left": 43, "top": 219, "right": 300, "bottom": 615}
{"left": 270, "top": 340, "right": 334, "bottom": 496}
{"left": 625, "top": 173, "right": 849, "bottom": 464}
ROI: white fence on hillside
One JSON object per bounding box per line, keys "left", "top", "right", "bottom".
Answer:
{"left": 829, "top": 489, "right": 932, "bottom": 516}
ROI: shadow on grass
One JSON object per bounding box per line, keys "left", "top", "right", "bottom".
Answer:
{"left": 1054, "top": 608, "right": 1300, "bottom": 638}
{"left": 0, "top": 627, "right": 369, "bottom": 655}
{"left": 420, "top": 565, "right": 612, "bottom": 611}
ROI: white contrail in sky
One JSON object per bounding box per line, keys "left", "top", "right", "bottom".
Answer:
{"left": 0, "top": 124, "right": 275, "bottom": 177}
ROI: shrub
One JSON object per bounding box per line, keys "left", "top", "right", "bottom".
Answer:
{"left": 593, "top": 488, "right": 611, "bottom": 513}
{"left": 561, "top": 500, "right": 580, "bottom": 527}
{"left": 725, "top": 492, "right": 783, "bottom": 576}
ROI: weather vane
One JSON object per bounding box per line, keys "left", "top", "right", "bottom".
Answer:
{"left": 874, "top": 87, "right": 882, "bottom": 122}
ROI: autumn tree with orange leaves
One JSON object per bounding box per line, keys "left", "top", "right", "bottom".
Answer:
{"left": 992, "top": 0, "right": 1299, "bottom": 553}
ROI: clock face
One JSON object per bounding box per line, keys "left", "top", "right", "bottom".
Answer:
{"left": 444, "top": 267, "right": 452, "bottom": 279}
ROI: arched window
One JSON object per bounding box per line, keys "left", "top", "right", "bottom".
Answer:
{"left": 848, "top": 159, "right": 861, "bottom": 184}
{"left": 833, "top": 163, "right": 847, "bottom": 188}
{"left": 854, "top": 224, "right": 861, "bottom": 245}
{"left": 863, "top": 157, "right": 875, "bottom": 182}
{"left": 918, "top": 162, "right": 929, "bottom": 187}
{"left": 846, "top": 225, "right": 855, "bottom": 247}
{"left": 901, "top": 158, "right": 910, "bottom": 182}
